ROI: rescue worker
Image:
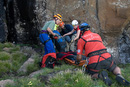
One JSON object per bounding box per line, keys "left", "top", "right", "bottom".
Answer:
{"left": 76, "top": 23, "right": 130, "bottom": 86}
{"left": 59, "top": 22, "right": 76, "bottom": 51}
{"left": 59, "top": 22, "right": 76, "bottom": 43}
{"left": 39, "top": 14, "right": 62, "bottom": 55}
{"left": 63, "top": 20, "right": 81, "bottom": 51}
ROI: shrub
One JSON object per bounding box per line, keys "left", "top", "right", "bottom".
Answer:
{"left": 0, "top": 61, "right": 11, "bottom": 77}
{"left": 0, "top": 43, "right": 4, "bottom": 51}
{"left": 0, "top": 52, "right": 11, "bottom": 60}
{"left": 3, "top": 43, "right": 14, "bottom": 48}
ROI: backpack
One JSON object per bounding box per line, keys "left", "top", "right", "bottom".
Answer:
{"left": 41, "top": 53, "right": 56, "bottom": 68}
{"left": 53, "top": 30, "right": 67, "bottom": 52}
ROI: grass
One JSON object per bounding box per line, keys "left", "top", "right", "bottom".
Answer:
{"left": 5, "top": 63, "right": 130, "bottom": 87}
{"left": 0, "top": 42, "right": 130, "bottom": 87}
{"left": 0, "top": 52, "right": 11, "bottom": 60}
{"left": 26, "top": 55, "right": 41, "bottom": 75}
{"left": 6, "top": 77, "right": 45, "bottom": 87}
{"left": 49, "top": 70, "right": 93, "bottom": 87}
{"left": 0, "top": 42, "right": 41, "bottom": 78}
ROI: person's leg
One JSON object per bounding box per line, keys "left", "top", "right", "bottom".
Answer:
{"left": 91, "top": 73, "right": 98, "bottom": 79}
{"left": 65, "top": 42, "right": 69, "bottom": 52}
{"left": 87, "top": 59, "right": 112, "bottom": 86}
{"left": 70, "top": 34, "right": 76, "bottom": 51}
{"left": 107, "top": 60, "right": 130, "bottom": 86}
{"left": 113, "top": 66, "right": 121, "bottom": 75}
{"left": 91, "top": 71, "right": 112, "bottom": 86}
{"left": 112, "top": 66, "right": 130, "bottom": 86}
{"left": 46, "top": 40, "right": 56, "bottom": 54}
{"left": 39, "top": 33, "right": 56, "bottom": 54}
{"left": 64, "top": 35, "right": 71, "bottom": 43}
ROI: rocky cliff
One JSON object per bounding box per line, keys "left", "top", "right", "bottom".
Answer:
{"left": 0, "top": 0, "right": 130, "bottom": 63}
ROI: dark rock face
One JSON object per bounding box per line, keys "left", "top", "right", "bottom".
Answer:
{"left": 15, "top": 0, "right": 39, "bottom": 44}
{"left": 6, "top": 0, "right": 17, "bottom": 43}
{"left": 0, "top": 0, "right": 6, "bottom": 42}
{"left": 4, "top": 0, "right": 39, "bottom": 44}
{"left": 0, "top": 0, "right": 130, "bottom": 63}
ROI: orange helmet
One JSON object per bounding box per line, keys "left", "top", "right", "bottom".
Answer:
{"left": 53, "top": 14, "right": 62, "bottom": 21}
{"left": 59, "top": 22, "right": 64, "bottom": 27}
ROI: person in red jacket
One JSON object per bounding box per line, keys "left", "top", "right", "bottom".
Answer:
{"left": 76, "top": 23, "right": 130, "bottom": 86}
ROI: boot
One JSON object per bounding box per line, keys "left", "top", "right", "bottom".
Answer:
{"left": 116, "top": 74, "right": 130, "bottom": 86}
{"left": 100, "top": 71, "right": 112, "bottom": 86}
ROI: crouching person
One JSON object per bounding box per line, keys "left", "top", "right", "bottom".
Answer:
{"left": 39, "top": 14, "right": 62, "bottom": 68}
{"left": 39, "top": 14, "right": 62, "bottom": 55}
{"left": 59, "top": 22, "right": 76, "bottom": 51}
{"left": 76, "top": 23, "right": 130, "bottom": 86}
{"left": 63, "top": 20, "right": 81, "bottom": 51}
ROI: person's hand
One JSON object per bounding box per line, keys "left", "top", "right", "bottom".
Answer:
{"left": 53, "top": 33, "right": 59, "bottom": 39}
{"left": 74, "top": 38, "right": 77, "bottom": 41}
{"left": 63, "top": 34, "right": 66, "bottom": 37}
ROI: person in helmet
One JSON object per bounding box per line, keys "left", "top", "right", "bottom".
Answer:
{"left": 63, "top": 20, "right": 81, "bottom": 51}
{"left": 59, "top": 22, "right": 76, "bottom": 43}
{"left": 39, "top": 14, "right": 62, "bottom": 55}
{"left": 76, "top": 23, "right": 130, "bottom": 86}
{"left": 59, "top": 22, "right": 76, "bottom": 51}
{"left": 63, "top": 20, "right": 81, "bottom": 41}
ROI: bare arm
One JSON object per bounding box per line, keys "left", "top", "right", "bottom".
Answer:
{"left": 74, "top": 30, "right": 80, "bottom": 41}
{"left": 47, "top": 27, "right": 55, "bottom": 36}
{"left": 63, "top": 29, "right": 75, "bottom": 37}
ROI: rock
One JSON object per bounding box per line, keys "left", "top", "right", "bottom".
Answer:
{"left": 0, "top": 0, "right": 7, "bottom": 42}
{"left": 0, "top": 0, "right": 130, "bottom": 63}
{"left": 18, "top": 58, "right": 34, "bottom": 73}
{"left": 28, "top": 69, "right": 43, "bottom": 78}
{"left": 0, "top": 79, "right": 14, "bottom": 87}
{"left": 3, "top": 47, "right": 10, "bottom": 52}
{"left": 21, "top": 46, "right": 37, "bottom": 57}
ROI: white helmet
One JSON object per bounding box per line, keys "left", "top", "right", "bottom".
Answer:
{"left": 72, "top": 20, "right": 78, "bottom": 26}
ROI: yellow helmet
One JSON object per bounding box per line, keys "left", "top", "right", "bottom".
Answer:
{"left": 54, "top": 14, "right": 62, "bottom": 21}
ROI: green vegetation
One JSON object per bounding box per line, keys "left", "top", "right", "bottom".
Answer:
{"left": 0, "top": 42, "right": 130, "bottom": 87}
{"left": 0, "top": 52, "right": 11, "bottom": 60}
{"left": 49, "top": 70, "right": 93, "bottom": 87}
{"left": 0, "top": 42, "right": 40, "bottom": 78}
{"left": 5, "top": 64, "right": 130, "bottom": 87}
{"left": 6, "top": 77, "right": 45, "bottom": 87}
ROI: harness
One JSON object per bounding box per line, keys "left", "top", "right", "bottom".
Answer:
{"left": 81, "top": 37, "right": 102, "bottom": 49}
{"left": 40, "top": 31, "right": 51, "bottom": 45}
{"left": 81, "top": 37, "right": 113, "bottom": 72}
{"left": 43, "top": 38, "right": 51, "bottom": 45}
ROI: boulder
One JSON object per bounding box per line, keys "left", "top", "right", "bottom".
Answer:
{"left": 0, "top": 79, "right": 14, "bottom": 87}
